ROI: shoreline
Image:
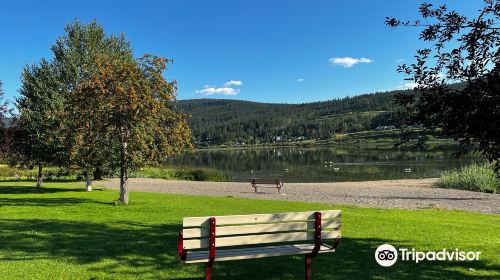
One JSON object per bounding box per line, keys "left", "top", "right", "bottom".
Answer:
{"left": 99, "top": 178, "right": 500, "bottom": 214}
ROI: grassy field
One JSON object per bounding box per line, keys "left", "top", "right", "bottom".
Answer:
{"left": 0, "top": 181, "right": 498, "bottom": 279}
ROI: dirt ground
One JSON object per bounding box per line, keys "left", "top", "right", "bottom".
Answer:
{"left": 99, "top": 178, "right": 499, "bottom": 214}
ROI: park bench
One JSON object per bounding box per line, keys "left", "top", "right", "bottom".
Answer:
{"left": 250, "top": 178, "right": 283, "bottom": 193}
{"left": 178, "top": 210, "right": 341, "bottom": 280}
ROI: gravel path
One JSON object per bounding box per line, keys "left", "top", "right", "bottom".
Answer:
{"left": 99, "top": 178, "right": 500, "bottom": 214}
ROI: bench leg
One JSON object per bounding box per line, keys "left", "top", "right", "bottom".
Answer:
{"left": 305, "top": 254, "right": 312, "bottom": 280}
{"left": 205, "top": 260, "right": 214, "bottom": 280}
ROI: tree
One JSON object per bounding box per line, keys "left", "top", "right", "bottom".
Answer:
{"left": 386, "top": 1, "right": 500, "bottom": 172}
{"left": 16, "top": 60, "right": 66, "bottom": 187}
{"left": 68, "top": 54, "right": 192, "bottom": 204}
{"left": 0, "top": 81, "right": 4, "bottom": 114}
{"left": 0, "top": 81, "right": 15, "bottom": 164}
{"left": 51, "top": 20, "right": 134, "bottom": 191}
{"left": 0, "top": 81, "right": 8, "bottom": 128}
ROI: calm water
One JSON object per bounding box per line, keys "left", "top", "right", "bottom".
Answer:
{"left": 165, "top": 145, "right": 477, "bottom": 182}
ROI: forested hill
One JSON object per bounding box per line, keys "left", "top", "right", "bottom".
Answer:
{"left": 177, "top": 90, "right": 408, "bottom": 146}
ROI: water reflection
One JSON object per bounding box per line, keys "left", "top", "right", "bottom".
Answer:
{"left": 165, "top": 145, "right": 477, "bottom": 182}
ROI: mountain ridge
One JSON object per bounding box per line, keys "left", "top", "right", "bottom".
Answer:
{"left": 176, "top": 89, "right": 409, "bottom": 146}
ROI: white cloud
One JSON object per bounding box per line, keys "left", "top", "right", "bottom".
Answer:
{"left": 397, "top": 73, "right": 446, "bottom": 90}
{"left": 196, "top": 80, "right": 243, "bottom": 96}
{"left": 329, "top": 57, "right": 373, "bottom": 68}
{"left": 402, "top": 82, "right": 418, "bottom": 89}
{"left": 223, "top": 80, "right": 242, "bottom": 87}
{"left": 196, "top": 86, "right": 240, "bottom": 96}
{"left": 396, "top": 81, "right": 418, "bottom": 90}
{"left": 297, "top": 78, "right": 305, "bottom": 82}
{"left": 396, "top": 58, "right": 406, "bottom": 62}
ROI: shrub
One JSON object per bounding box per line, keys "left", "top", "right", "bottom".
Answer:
{"left": 129, "top": 167, "right": 231, "bottom": 182}
{"left": 436, "top": 162, "right": 499, "bottom": 193}
{"left": 0, "top": 165, "right": 80, "bottom": 180}
{"left": 0, "top": 165, "right": 231, "bottom": 182}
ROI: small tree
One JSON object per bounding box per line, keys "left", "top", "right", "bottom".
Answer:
{"left": 52, "top": 19, "right": 134, "bottom": 190}
{"left": 16, "top": 60, "right": 66, "bottom": 187}
{"left": 386, "top": 1, "right": 500, "bottom": 171}
{"left": 68, "top": 54, "right": 192, "bottom": 204}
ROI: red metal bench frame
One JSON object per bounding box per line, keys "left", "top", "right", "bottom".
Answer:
{"left": 178, "top": 212, "right": 340, "bottom": 280}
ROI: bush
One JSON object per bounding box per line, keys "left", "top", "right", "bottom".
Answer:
{"left": 0, "top": 165, "right": 81, "bottom": 181}
{"left": 436, "top": 162, "right": 500, "bottom": 193}
{"left": 0, "top": 165, "right": 231, "bottom": 182}
{"left": 129, "top": 167, "right": 231, "bottom": 182}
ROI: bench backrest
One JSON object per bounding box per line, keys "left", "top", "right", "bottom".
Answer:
{"left": 251, "top": 178, "right": 282, "bottom": 184}
{"left": 181, "top": 210, "right": 341, "bottom": 250}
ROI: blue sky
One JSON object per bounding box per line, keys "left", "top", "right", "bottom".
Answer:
{"left": 0, "top": 0, "right": 481, "bottom": 104}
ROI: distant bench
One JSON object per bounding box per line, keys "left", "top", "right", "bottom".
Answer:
{"left": 250, "top": 178, "right": 283, "bottom": 193}
{"left": 178, "top": 210, "right": 342, "bottom": 280}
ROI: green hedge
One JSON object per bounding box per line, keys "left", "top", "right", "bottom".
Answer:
{"left": 0, "top": 165, "right": 231, "bottom": 182}
{"left": 0, "top": 165, "right": 82, "bottom": 180}
{"left": 129, "top": 167, "right": 231, "bottom": 182}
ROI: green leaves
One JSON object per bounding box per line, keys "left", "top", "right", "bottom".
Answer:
{"left": 13, "top": 19, "right": 192, "bottom": 186}
{"left": 68, "top": 53, "right": 192, "bottom": 169}
{"left": 16, "top": 59, "right": 67, "bottom": 168}
{"left": 387, "top": 1, "right": 500, "bottom": 173}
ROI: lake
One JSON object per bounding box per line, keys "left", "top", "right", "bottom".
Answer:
{"left": 165, "top": 145, "right": 477, "bottom": 182}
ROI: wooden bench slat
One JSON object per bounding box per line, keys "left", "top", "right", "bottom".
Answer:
{"left": 183, "top": 229, "right": 341, "bottom": 249}
{"left": 183, "top": 210, "right": 341, "bottom": 227}
{"left": 183, "top": 244, "right": 335, "bottom": 263}
{"left": 183, "top": 220, "right": 341, "bottom": 239}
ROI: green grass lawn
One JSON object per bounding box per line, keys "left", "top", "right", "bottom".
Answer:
{"left": 0, "top": 181, "right": 498, "bottom": 279}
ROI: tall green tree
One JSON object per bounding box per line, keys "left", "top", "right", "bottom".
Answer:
{"left": 51, "top": 20, "right": 134, "bottom": 190}
{"left": 68, "top": 54, "right": 192, "bottom": 204}
{"left": 386, "top": 1, "right": 500, "bottom": 172}
{"left": 16, "top": 60, "right": 66, "bottom": 187}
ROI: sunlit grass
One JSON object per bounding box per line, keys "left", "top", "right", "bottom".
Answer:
{"left": 0, "top": 181, "right": 498, "bottom": 279}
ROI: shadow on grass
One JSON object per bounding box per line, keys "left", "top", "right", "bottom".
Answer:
{"left": 0, "top": 179, "right": 83, "bottom": 183}
{"left": 0, "top": 184, "right": 109, "bottom": 207}
{"left": 0, "top": 185, "right": 103, "bottom": 195}
{"left": 0, "top": 197, "right": 106, "bottom": 207}
{"left": 213, "top": 237, "right": 499, "bottom": 280}
{"left": 0, "top": 219, "right": 497, "bottom": 279}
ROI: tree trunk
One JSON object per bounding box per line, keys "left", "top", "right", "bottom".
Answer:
{"left": 119, "top": 138, "right": 129, "bottom": 204}
{"left": 36, "top": 163, "right": 43, "bottom": 188}
{"left": 85, "top": 169, "right": 92, "bottom": 192}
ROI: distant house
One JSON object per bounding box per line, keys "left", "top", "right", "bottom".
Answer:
{"left": 375, "top": 125, "right": 396, "bottom": 130}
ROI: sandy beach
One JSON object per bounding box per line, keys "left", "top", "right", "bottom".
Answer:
{"left": 99, "top": 178, "right": 499, "bottom": 214}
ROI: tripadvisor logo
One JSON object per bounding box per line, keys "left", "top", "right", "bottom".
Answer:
{"left": 375, "top": 244, "right": 398, "bottom": 267}
{"left": 375, "top": 244, "right": 481, "bottom": 267}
